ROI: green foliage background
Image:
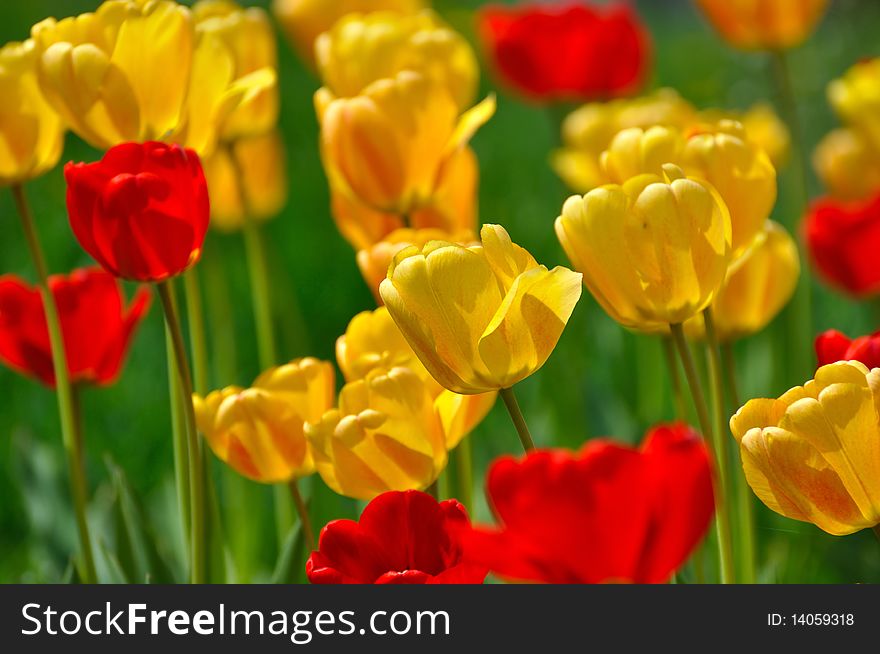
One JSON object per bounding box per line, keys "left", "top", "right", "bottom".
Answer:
{"left": 1, "top": 0, "right": 879, "bottom": 583}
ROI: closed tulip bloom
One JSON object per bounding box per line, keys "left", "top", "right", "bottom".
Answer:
{"left": 556, "top": 165, "right": 731, "bottom": 331}
{"left": 316, "top": 71, "right": 495, "bottom": 216}
{"left": 731, "top": 361, "right": 880, "bottom": 535}
{"left": 305, "top": 367, "right": 447, "bottom": 500}
{"left": 31, "top": 0, "right": 275, "bottom": 155}
{"left": 65, "top": 141, "right": 209, "bottom": 282}
{"left": 828, "top": 58, "right": 880, "bottom": 152}
{"left": 380, "top": 224, "right": 582, "bottom": 394}
{"left": 203, "top": 130, "right": 287, "bottom": 232}
{"left": 0, "top": 39, "right": 64, "bottom": 185}
{"left": 805, "top": 192, "right": 880, "bottom": 297}
{"left": 307, "top": 490, "right": 487, "bottom": 584}
{"left": 478, "top": 2, "right": 651, "bottom": 103}
{"left": 816, "top": 330, "right": 880, "bottom": 370}
{"left": 696, "top": 0, "right": 828, "bottom": 50}
{"left": 337, "top": 306, "right": 495, "bottom": 449}
{"left": 814, "top": 129, "right": 880, "bottom": 201}
{"left": 461, "top": 423, "right": 715, "bottom": 584}
{"left": 698, "top": 103, "right": 790, "bottom": 169}
{"left": 316, "top": 10, "right": 478, "bottom": 111}
{"left": 0, "top": 268, "right": 150, "bottom": 388}
{"left": 194, "top": 357, "right": 335, "bottom": 483}
{"left": 685, "top": 221, "right": 799, "bottom": 342}
{"left": 272, "top": 0, "right": 424, "bottom": 68}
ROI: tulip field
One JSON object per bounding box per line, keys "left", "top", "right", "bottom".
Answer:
{"left": 2, "top": 0, "right": 880, "bottom": 587}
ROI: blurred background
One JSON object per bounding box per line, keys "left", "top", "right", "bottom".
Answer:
{"left": 2, "top": 0, "right": 879, "bottom": 583}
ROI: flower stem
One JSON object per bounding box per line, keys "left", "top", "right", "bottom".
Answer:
{"left": 166, "top": 328, "right": 191, "bottom": 554}
{"left": 183, "top": 268, "right": 209, "bottom": 395}
{"left": 243, "top": 217, "right": 278, "bottom": 368}
{"left": 662, "top": 336, "right": 688, "bottom": 421}
{"left": 12, "top": 184, "right": 96, "bottom": 584}
{"left": 701, "top": 309, "right": 736, "bottom": 585}
{"left": 288, "top": 479, "right": 315, "bottom": 552}
{"left": 157, "top": 280, "right": 206, "bottom": 584}
{"left": 500, "top": 386, "right": 535, "bottom": 452}
{"left": 455, "top": 436, "right": 474, "bottom": 511}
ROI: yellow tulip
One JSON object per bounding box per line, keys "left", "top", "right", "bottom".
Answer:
{"left": 0, "top": 39, "right": 64, "bottom": 186}
{"left": 316, "top": 10, "right": 478, "bottom": 111}
{"left": 329, "top": 146, "right": 479, "bottom": 251}
{"left": 698, "top": 103, "right": 790, "bottom": 168}
{"left": 556, "top": 164, "right": 731, "bottom": 331}
{"left": 813, "top": 128, "right": 880, "bottom": 201}
{"left": 829, "top": 58, "right": 880, "bottom": 153}
{"left": 193, "top": 357, "right": 334, "bottom": 483}
{"left": 600, "top": 121, "right": 775, "bottom": 257}
{"left": 305, "top": 366, "right": 447, "bottom": 500}
{"left": 193, "top": 0, "right": 279, "bottom": 141}
{"left": 272, "top": 0, "right": 424, "bottom": 68}
{"left": 337, "top": 306, "right": 495, "bottom": 448}
{"left": 203, "top": 130, "right": 287, "bottom": 232}
{"left": 31, "top": 0, "right": 275, "bottom": 155}
{"left": 730, "top": 361, "right": 880, "bottom": 535}
{"left": 316, "top": 71, "right": 494, "bottom": 216}
{"left": 380, "top": 224, "right": 582, "bottom": 394}
{"left": 685, "top": 220, "right": 799, "bottom": 342}
{"left": 695, "top": 0, "right": 828, "bottom": 50}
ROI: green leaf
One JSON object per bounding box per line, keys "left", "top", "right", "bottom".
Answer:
{"left": 271, "top": 523, "right": 304, "bottom": 585}
{"left": 99, "top": 540, "right": 132, "bottom": 584}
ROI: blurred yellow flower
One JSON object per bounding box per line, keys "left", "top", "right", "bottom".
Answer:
{"left": 31, "top": 0, "right": 275, "bottom": 155}
{"left": 193, "top": 0, "right": 279, "bottom": 141}
{"left": 730, "top": 361, "right": 880, "bottom": 535}
{"left": 337, "top": 306, "right": 495, "bottom": 448}
{"left": 316, "top": 71, "right": 494, "bottom": 216}
{"left": 685, "top": 220, "right": 799, "bottom": 342}
{"left": 556, "top": 164, "right": 731, "bottom": 331}
{"left": 193, "top": 358, "right": 335, "bottom": 483}
{"left": 380, "top": 224, "right": 582, "bottom": 394}
{"left": 203, "top": 130, "right": 288, "bottom": 232}
{"left": 272, "top": 0, "right": 424, "bottom": 68}
{"left": 305, "top": 366, "right": 447, "bottom": 500}
{"left": 829, "top": 58, "right": 880, "bottom": 153}
{"left": 696, "top": 0, "right": 828, "bottom": 50}
{"left": 316, "top": 10, "right": 477, "bottom": 111}
{"left": 0, "top": 39, "right": 64, "bottom": 186}
{"left": 699, "top": 103, "right": 790, "bottom": 168}
{"left": 813, "top": 128, "right": 880, "bottom": 201}
{"left": 600, "top": 121, "right": 775, "bottom": 257}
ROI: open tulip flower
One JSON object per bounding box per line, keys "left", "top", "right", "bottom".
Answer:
{"left": 193, "top": 358, "right": 335, "bottom": 483}
{"left": 556, "top": 164, "right": 731, "bottom": 331}
{"left": 305, "top": 367, "right": 448, "bottom": 500}
{"left": 695, "top": 0, "right": 829, "bottom": 51}
{"left": 478, "top": 2, "right": 651, "bottom": 103}
{"left": 805, "top": 192, "right": 880, "bottom": 297}
{"left": 65, "top": 141, "right": 210, "bottom": 282}
{"left": 731, "top": 361, "right": 880, "bottom": 535}
{"left": 380, "top": 224, "right": 582, "bottom": 395}
{"left": 316, "top": 10, "right": 478, "bottom": 111}
{"left": 0, "top": 268, "right": 150, "bottom": 388}
{"left": 816, "top": 330, "right": 880, "bottom": 370}
{"left": 307, "top": 490, "right": 487, "bottom": 584}
{"left": 461, "top": 423, "right": 714, "bottom": 584}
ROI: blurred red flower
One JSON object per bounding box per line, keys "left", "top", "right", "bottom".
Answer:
{"left": 0, "top": 268, "right": 150, "bottom": 388}
{"left": 805, "top": 193, "right": 880, "bottom": 297}
{"left": 815, "top": 329, "right": 880, "bottom": 369}
{"left": 65, "top": 142, "right": 210, "bottom": 282}
{"left": 307, "top": 490, "right": 487, "bottom": 584}
{"left": 462, "top": 423, "right": 714, "bottom": 583}
{"left": 477, "top": 1, "right": 650, "bottom": 103}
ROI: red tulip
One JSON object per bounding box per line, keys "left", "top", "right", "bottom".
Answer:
{"left": 462, "top": 423, "right": 714, "bottom": 584}
{"left": 815, "top": 329, "right": 880, "bottom": 369}
{"left": 307, "top": 490, "right": 487, "bottom": 584}
{"left": 805, "top": 193, "right": 880, "bottom": 297}
{"left": 65, "top": 142, "right": 210, "bottom": 282}
{"left": 478, "top": 2, "right": 651, "bottom": 103}
{"left": 0, "top": 268, "right": 150, "bottom": 388}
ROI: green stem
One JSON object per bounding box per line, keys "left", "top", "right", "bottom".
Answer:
{"left": 203, "top": 246, "right": 239, "bottom": 385}
{"left": 668, "top": 323, "right": 714, "bottom": 440}
{"left": 183, "top": 268, "right": 209, "bottom": 395}
{"left": 12, "top": 184, "right": 96, "bottom": 584}
{"left": 662, "top": 336, "right": 688, "bottom": 422}
{"left": 499, "top": 386, "right": 535, "bottom": 452}
{"left": 157, "top": 280, "right": 206, "bottom": 584}
{"left": 288, "top": 479, "right": 315, "bottom": 551}
{"left": 243, "top": 217, "right": 277, "bottom": 369}
{"left": 701, "top": 309, "right": 736, "bottom": 585}
{"left": 166, "top": 328, "right": 191, "bottom": 556}
{"left": 455, "top": 436, "right": 474, "bottom": 510}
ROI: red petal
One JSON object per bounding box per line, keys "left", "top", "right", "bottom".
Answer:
{"left": 815, "top": 329, "right": 853, "bottom": 367}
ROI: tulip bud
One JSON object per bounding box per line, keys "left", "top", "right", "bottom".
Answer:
{"left": 556, "top": 164, "right": 732, "bottom": 330}
{"left": 695, "top": 0, "right": 828, "bottom": 51}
